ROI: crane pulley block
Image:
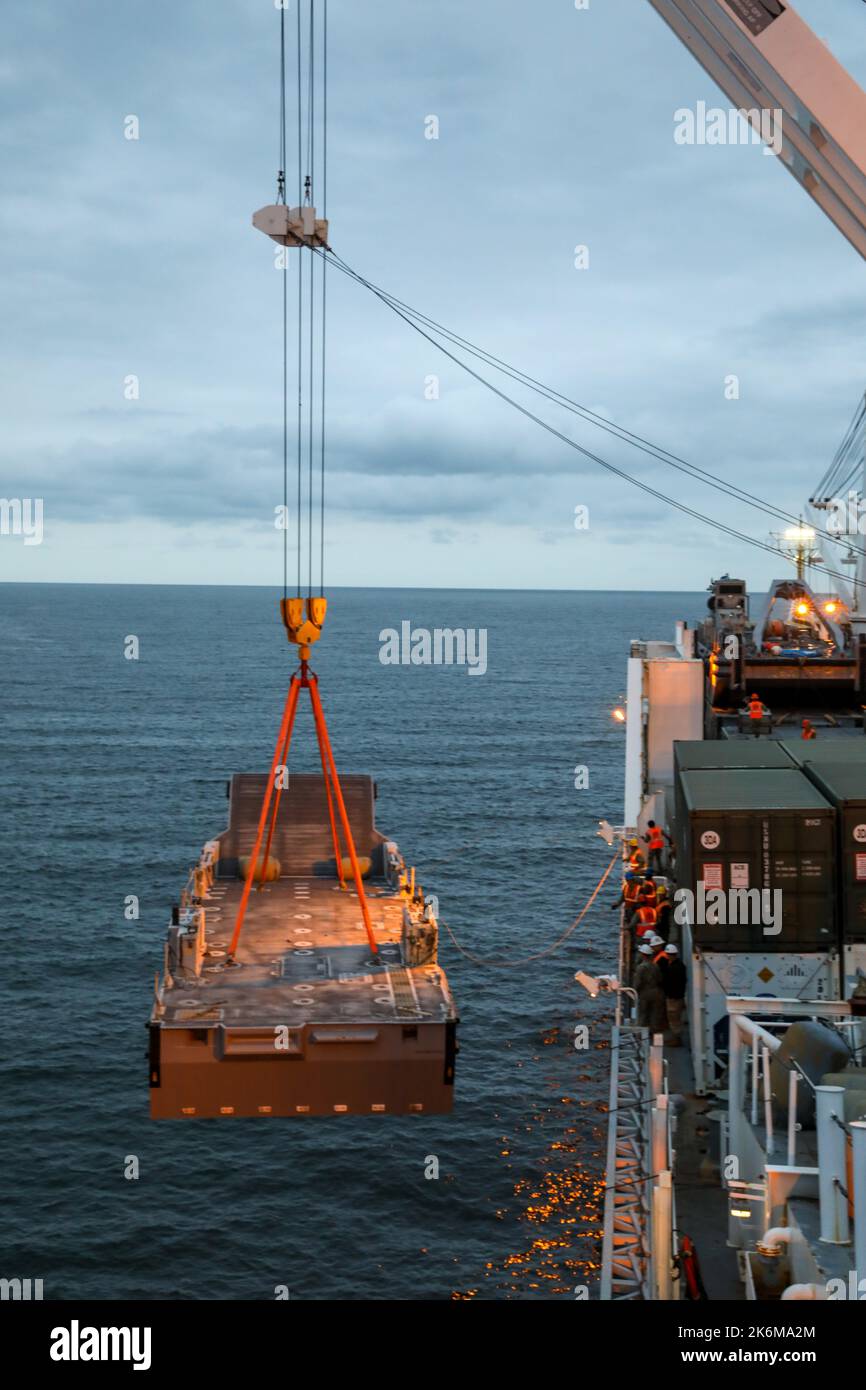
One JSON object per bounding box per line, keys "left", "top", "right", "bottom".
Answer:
{"left": 280, "top": 595, "right": 327, "bottom": 657}
{"left": 253, "top": 203, "right": 330, "bottom": 250}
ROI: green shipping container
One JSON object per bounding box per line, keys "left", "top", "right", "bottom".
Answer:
{"left": 783, "top": 738, "right": 866, "bottom": 768}
{"left": 798, "top": 762, "right": 866, "bottom": 945}
{"left": 675, "top": 768, "right": 836, "bottom": 952}
{"left": 674, "top": 739, "right": 797, "bottom": 773}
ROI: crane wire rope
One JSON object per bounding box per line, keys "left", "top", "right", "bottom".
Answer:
{"left": 320, "top": 0, "right": 327, "bottom": 594}
{"left": 319, "top": 251, "right": 866, "bottom": 565}
{"left": 275, "top": 0, "right": 327, "bottom": 600}
{"left": 295, "top": 1, "right": 303, "bottom": 595}
{"left": 278, "top": 6, "right": 288, "bottom": 601}
{"left": 276, "top": 13, "right": 863, "bottom": 588}
{"left": 814, "top": 394, "right": 866, "bottom": 501}
{"left": 278, "top": 1, "right": 328, "bottom": 597}
{"left": 314, "top": 247, "right": 866, "bottom": 593}
{"left": 306, "top": 0, "right": 315, "bottom": 597}
{"left": 814, "top": 394, "right": 865, "bottom": 496}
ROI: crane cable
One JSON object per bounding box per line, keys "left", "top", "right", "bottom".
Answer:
{"left": 274, "top": 12, "right": 865, "bottom": 598}
{"left": 441, "top": 849, "right": 620, "bottom": 969}
{"left": 297, "top": 2, "right": 303, "bottom": 595}
{"left": 814, "top": 393, "right": 866, "bottom": 502}
{"left": 320, "top": 0, "right": 327, "bottom": 592}
{"left": 275, "top": 10, "right": 863, "bottom": 588}
{"left": 317, "top": 249, "right": 866, "bottom": 567}
{"left": 315, "top": 247, "right": 866, "bottom": 593}
{"left": 276, "top": 0, "right": 327, "bottom": 602}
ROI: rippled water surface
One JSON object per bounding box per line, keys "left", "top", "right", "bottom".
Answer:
{"left": 1, "top": 583, "right": 697, "bottom": 1299}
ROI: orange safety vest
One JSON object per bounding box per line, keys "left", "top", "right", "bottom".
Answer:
{"left": 624, "top": 880, "right": 642, "bottom": 904}
{"left": 648, "top": 825, "right": 665, "bottom": 851}
{"left": 629, "top": 850, "right": 645, "bottom": 871}
{"left": 749, "top": 698, "right": 763, "bottom": 720}
{"left": 802, "top": 727, "right": 816, "bottom": 740}
{"left": 635, "top": 905, "right": 657, "bottom": 935}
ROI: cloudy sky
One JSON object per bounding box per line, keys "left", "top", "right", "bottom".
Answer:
{"left": 2, "top": 0, "right": 865, "bottom": 591}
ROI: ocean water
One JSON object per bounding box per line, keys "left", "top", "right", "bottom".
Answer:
{"left": 1, "top": 584, "right": 698, "bottom": 1301}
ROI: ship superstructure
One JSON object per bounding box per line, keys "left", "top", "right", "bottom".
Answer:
{"left": 598, "top": 0, "right": 866, "bottom": 1303}
{"left": 600, "top": 578, "right": 866, "bottom": 1301}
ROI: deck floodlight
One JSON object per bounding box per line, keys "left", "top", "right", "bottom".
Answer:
{"left": 597, "top": 819, "right": 617, "bottom": 846}
{"left": 575, "top": 971, "right": 621, "bottom": 998}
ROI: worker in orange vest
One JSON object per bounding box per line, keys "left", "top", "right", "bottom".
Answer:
{"left": 626, "top": 837, "right": 646, "bottom": 872}
{"left": 611, "top": 872, "right": 642, "bottom": 917}
{"left": 643, "top": 819, "right": 670, "bottom": 874}
{"left": 654, "top": 885, "right": 672, "bottom": 939}
{"left": 747, "top": 693, "right": 765, "bottom": 737}
{"left": 651, "top": 937, "right": 668, "bottom": 968}
{"left": 801, "top": 718, "right": 817, "bottom": 740}
{"left": 637, "top": 875, "right": 658, "bottom": 909}
{"left": 634, "top": 903, "right": 658, "bottom": 937}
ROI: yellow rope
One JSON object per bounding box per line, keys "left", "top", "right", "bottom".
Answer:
{"left": 441, "top": 850, "right": 620, "bottom": 969}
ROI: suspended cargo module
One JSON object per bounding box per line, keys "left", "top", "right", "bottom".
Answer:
{"left": 148, "top": 773, "right": 458, "bottom": 1118}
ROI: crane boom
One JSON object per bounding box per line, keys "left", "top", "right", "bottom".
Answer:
{"left": 647, "top": 0, "right": 866, "bottom": 261}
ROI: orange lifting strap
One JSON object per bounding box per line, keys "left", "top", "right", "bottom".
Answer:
{"left": 227, "top": 659, "right": 378, "bottom": 960}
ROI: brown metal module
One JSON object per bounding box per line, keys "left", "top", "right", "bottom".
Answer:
{"left": 148, "top": 774, "right": 458, "bottom": 1119}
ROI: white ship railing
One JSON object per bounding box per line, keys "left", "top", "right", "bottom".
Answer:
{"left": 601, "top": 896, "right": 678, "bottom": 1301}
{"left": 726, "top": 998, "right": 866, "bottom": 1287}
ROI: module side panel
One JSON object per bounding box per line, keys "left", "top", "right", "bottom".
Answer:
{"left": 150, "top": 1021, "right": 456, "bottom": 1118}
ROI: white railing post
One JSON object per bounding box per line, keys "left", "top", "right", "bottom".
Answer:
{"left": 644, "top": 1033, "right": 655, "bottom": 1302}
{"left": 787, "top": 1070, "right": 798, "bottom": 1167}
{"left": 816, "top": 1085, "right": 850, "bottom": 1244}
{"left": 652, "top": 1093, "right": 669, "bottom": 1175}
{"left": 649, "top": 1034, "right": 664, "bottom": 1098}
{"left": 729, "top": 1014, "right": 744, "bottom": 1163}
{"left": 851, "top": 1121, "right": 866, "bottom": 1280}
{"left": 762, "top": 1047, "right": 774, "bottom": 1157}
{"left": 652, "top": 1170, "right": 673, "bottom": 1301}
{"left": 751, "top": 1045, "right": 759, "bottom": 1126}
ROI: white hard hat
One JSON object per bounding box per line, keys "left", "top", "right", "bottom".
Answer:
{"left": 638, "top": 943, "right": 653, "bottom": 955}
{"left": 665, "top": 944, "right": 678, "bottom": 955}
{"left": 648, "top": 935, "right": 663, "bottom": 946}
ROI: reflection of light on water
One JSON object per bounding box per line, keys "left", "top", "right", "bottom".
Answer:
{"left": 494, "top": 1145, "right": 605, "bottom": 1294}
{"left": 452, "top": 1023, "right": 611, "bottom": 1300}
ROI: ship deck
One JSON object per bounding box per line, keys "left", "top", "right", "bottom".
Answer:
{"left": 665, "top": 1039, "right": 744, "bottom": 1300}
{"left": 160, "top": 875, "right": 455, "bottom": 1028}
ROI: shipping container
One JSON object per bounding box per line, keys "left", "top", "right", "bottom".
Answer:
{"left": 675, "top": 768, "right": 836, "bottom": 952}
{"left": 798, "top": 762, "right": 866, "bottom": 944}
{"left": 783, "top": 738, "right": 866, "bottom": 768}
{"left": 674, "top": 739, "right": 796, "bottom": 773}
